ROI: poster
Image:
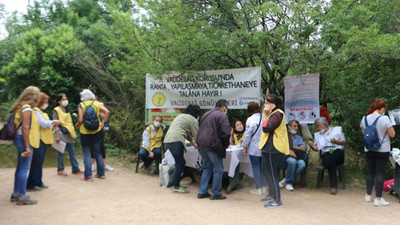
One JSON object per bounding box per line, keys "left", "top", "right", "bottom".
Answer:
{"left": 388, "top": 109, "right": 400, "bottom": 125}
{"left": 146, "top": 67, "right": 261, "bottom": 110}
{"left": 284, "top": 74, "right": 320, "bottom": 124}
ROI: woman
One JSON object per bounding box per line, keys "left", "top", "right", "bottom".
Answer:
{"left": 27, "top": 92, "right": 61, "bottom": 190}
{"left": 53, "top": 93, "right": 83, "bottom": 176}
{"left": 139, "top": 116, "right": 164, "bottom": 173}
{"left": 360, "top": 98, "right": 395, "bottom": 206}
{"left": 230, "top": 120, "right": 245, "bottom": 145}
{"left": 259, "top": 94, "right": 290, "bottom": 208}
{"left": 10, "top": 86, "right": 40, "bottom": 205}
{"left": 75, "top": 89, "right": 110, "bottom": 181}
{"left": 242, "top": 102, "right": 266, "bottom": 195}
{"left": 164, "top": 105, "right": 200, "bottom": 193}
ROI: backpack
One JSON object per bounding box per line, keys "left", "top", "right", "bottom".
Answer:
{"left": 82, "top": 101, "right": 100, "bottom": 130}
{"left": 0, "top": 112, "right": 18, "bottom": 140}
{"left": 363, "top": 116, "right": 385, "bottom": 151}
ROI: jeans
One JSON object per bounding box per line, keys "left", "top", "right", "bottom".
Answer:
{"left": 199, "top": 149, "right": 224, "bottom": 197}
{"left": 139, "top": 147, "right": 162, "bottom": 168}
{"left": 366, "top": 151, "right": 389, "bottom": 197}
{"left": 82, "top": 139, "right": 104, "bottom": 179}
{"left": 321, "top": 150, "right": 345, "bottom": 188}
{"left": 249, "top": 155, "right": 267, "bottom": 189}
{"left": 285, "top": 157, "right": 306, "bottom": 184}
{"left": 262, "top": 152, "right": 285, "bottom": 203}
{"left": 13, "top": 135, "right": 33, "bottom": 196}
{"left": 27, "top": 141, "right": 46, "bottom": 188}
{"left": 166, "top": 142, "right": 185, "bottom": 188}
{"left": 57, "top": 143, "right": 80, "bottom": 173}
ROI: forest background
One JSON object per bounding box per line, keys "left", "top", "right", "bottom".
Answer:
{"left": 1, "top": 0, "right": 400, "bottom": 182}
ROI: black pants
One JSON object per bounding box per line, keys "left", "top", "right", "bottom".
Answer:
{"left": 366, "top": 151, "right": 389, "bottom": 197}
{"left": 321, "top": 150, "right": 345, "bottom": 188}
{"left": 262, "top": 152, "right": 285, "bottom": 203}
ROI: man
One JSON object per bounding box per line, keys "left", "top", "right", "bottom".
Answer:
{"left": 308, "top": 117, "right": 346, "bottom": 195}
{"left": 197, "top": 99, "right": 231, "bottom": 200}
{"left": 279, "top": 120, "right": 307, "bottom": 191}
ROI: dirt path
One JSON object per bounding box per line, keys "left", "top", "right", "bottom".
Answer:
{"left": 0, "top": 162, "right": 398, "bottom": 225}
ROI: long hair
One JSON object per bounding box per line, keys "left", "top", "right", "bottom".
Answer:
{"left": 247, "top": 102, "right": 260, "bottom": 117}
{"left": 12, "top": 86, "right": 40, "bottom": 111}
{"left": 38, "top": 92, "right": 49, "bottom": 108}
{"left": 183, "top": 104, "right": 201, "bottom": 118}
{"left": 54, "top": 93, "right": 70, "bottom": 113}
{"left": 365, "top": 98, "right": 387, "bottom": 115}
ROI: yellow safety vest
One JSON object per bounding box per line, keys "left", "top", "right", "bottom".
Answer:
{"left": 233, "top": 133, "right": 245, "bottom": 145}
{"left": 34, "top": 107, "right": 53, "bottom": 144}
{"left": 54, "top": 107, "right": 77, "bottom": 139}
{"left": 143, "top": 126, "right": 163, "bottom": 151}
{"left": 79, "top": 100, "right": 102, "bottom": 135}
{"left": 14, "top": 104, "right": 40, "bottom": 148}
{"left": 258, "top": 109, "right": 290, "bottom": 155}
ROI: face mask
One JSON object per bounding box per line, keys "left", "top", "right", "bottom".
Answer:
{"left": 319, "top": 129, "right": 326, "bottom": 135}
{"left": 41, "top": 103, "right": 48, "bottom": 110}
{"left": 153, "top": 121, "right": 161, "bottom": 128}
{"left": 61, "top": 100, "right": 68, "bottom": 107}
{"left": 224, "top": 108, "right": 228, "bottom": 115}
{"left": 289, "top": 129, "right": 297, "bottom": 135}
{"left": 196, "top": 116, "right": 200, "bottom": 120}
{"left": 381, "top": 111, "right": 385, "bottom": 116}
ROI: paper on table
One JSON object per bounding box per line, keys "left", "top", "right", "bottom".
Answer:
{"left": 51, "top": 140, "right": 66, "bottom": 154}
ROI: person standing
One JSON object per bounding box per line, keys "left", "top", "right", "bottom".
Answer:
{"left": 75, "top": 89, "right": 110, "bottom": 181}
{"left": 10, "top": 86, "right": 40, "bottom": 205}
{"left": 164, "top": 105, "right": 201, "bottom": 193}
{"left": 242, "top": 102, "right": 266, "bottom": 195}
{"left": 139, "top": 116, "right": 164, "bottom": 173}
{"left": 360, "top": 98, "right": 395, "bottom": 206}
{"left": 27, "top": 92, "right": 61, "bottom": 190}
{"left": 53, "top": 93, "right": 83, "bottom": 176}
{"left": 279, "top": 120, "right": 307, "bottom": 192}
{"left": 259, "top": 94, "right": 290, "bottom": 208}
{"left": 197, "top": 99, "right": 231, "bottom": 200}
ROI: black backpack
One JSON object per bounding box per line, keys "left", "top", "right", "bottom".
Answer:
{"left": 0, "top": 112, "right": 18, "bottom": 140}
{"left": 82, "top": 101, "right": 99, "bottom": 130}
{"left": 363, "top": 116, "right": 386, "bottom": 151}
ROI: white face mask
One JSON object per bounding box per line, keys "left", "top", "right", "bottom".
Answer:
{"left": 224, "top": 108, "right": 228, "bottom": 115}
{"left": 319, "top": 129, "right": 326, "bottom": 135}
{"left": 61, "top": 100, "right": 68, "bottom": 107}
{"left": 153, "top": 121, "right": 161, "bottom": 128}
{"left": 41, "top": 103, "right": 48, "bottom": 110}
{"left": 289, "top": 129, "right": 297, "bottom": 135}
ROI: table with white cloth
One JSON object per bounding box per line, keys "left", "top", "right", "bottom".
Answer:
{"left": 184, "top": 145, "right": 253, "bottom": 194}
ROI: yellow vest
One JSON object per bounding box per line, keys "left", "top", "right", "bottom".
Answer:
{"left": 54, "top": 107, "right": 77, "bottom": 139}
{"left": 14, "top": 104, "right": 40, "bottom": 148}
{"left": 258, "top": 109, "right": 290, "bottom": 155}
{"left": 34, "top": 108, "right": 53, "bottom": 144}
{"left": 79, "top": 100, "right": 102, "bottom": 135}
{"left": 233, "top": 133, "right": 245, "bottom": 145}
{"left": 143, "top": 126, "right": 163, "bottom": 151}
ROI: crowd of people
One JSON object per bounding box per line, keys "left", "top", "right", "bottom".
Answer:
{"left": 9, "top": 86, "right": 111, "bottom": 205}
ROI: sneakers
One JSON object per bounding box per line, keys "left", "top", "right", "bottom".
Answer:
{"left": 105, "top": 164, "right": 114, "bottom": 171}
{"left": 210, "top": 194, "right": 227, "bottom": 200}
{"left": 57, "top": 171, "right": 68, "bottom": 176}
{"left": 374, "top": 198, "right": 390, "bottom": 207}
{"left": 250, "top": 188, "right": 262, "bottom": 195}
{"left": 96, "top": 175, "right": 106, "bottom": 179}
{"left": 264, "top": 200, "right": 282, "bottom": 208}
{"left": 138, "top": 162, "right": 145, "bottom": 169}
{"left": 364, "top": 194, "right": 372, "bottom": 202}
{"left": 285, "top": 184, "right": 294, "bottom": 191}
{"left": 172, "top": 186, "right": 189, "bottom": 193}
{"left": 81, "top": 176, "right": 94, "bottom": 182}
{"left": 261, "top": 186, "right": 267, "bottom": 194}
{"left": 197, "top": 193, "right": 211, "bottom": 199}
{"left": 279, "top": 179, "right": 286, "bottom": 188}
{"left": 72, "top": 171, "right": 84, "bottom": 174}
{"left": 330, "top": 188, "right": 337, "bottom": 195}
{"left": 16, "top": 195, "right": 38, "bottom": 205}
{"left": 40, "top": 185, "right": 49, "bottom": 189}
{"left": 10, "top": 193, "right": 21, "bottom": 202}
{"left": 260, "top": 196, "right": 273, "bottom": 202}
{"left": 27, "top": 186, "right": 42, "bottom": 192}
{"left": 92, "top": 164, "right": 95, "bottom": 171}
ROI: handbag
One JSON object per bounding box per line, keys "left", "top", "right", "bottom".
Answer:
{"left": 59, "top": 125, "right": 69, "bottom": 135}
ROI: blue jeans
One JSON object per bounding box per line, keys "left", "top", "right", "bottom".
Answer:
{"left": 139, "top": 147, "right": 161, "bottom": 168}
{"left": 82, "top": 139, "right": 104, "bottom": 178}
{"left": 57, "top": 143, "right": 80, "bottom": 173}
{"left": 166, "top": 142, "right": 185, "bottom": 188}
{"left": 285, "top": 157, "right": 306, "bottom": 184}
{"left": 13, "top": 135, "right": 33, "bottom": 196}
{"left": 199, "top": 149, "right": 224, "bottom": 197}
{"left": 27, "top": 141, "right": 46, "bottom": 188}
{"left": 249, "top": 155, "right": 267, "bottom": 189}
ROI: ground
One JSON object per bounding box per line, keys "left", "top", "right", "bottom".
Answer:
{"left": 0, "top": 159, "right": 399, "bottom": 225}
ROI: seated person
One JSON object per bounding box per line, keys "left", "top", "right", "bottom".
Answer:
{"left": 308, "top": 117, "right": 346, "bottom": 195}
{"left": 139, "top": 116, "right": 164, "bottom": 172}
{"left": 230, "top": 120, "right": 245, "bottom": 145}
{"left": 279, "top": 120, "right": 307, "bottom": 191}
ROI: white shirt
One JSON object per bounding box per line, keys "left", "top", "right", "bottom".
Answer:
{"left": 314, "top": 126, "right": 345, "bottom": 154}
{"left": 360, "top": 114, "right": 392, "bottom": 153}
{"left": 241, "top": 113, "right": 262, "bottom": 157}
{"left": 17, "top": 107, "right": 32, "bottom": 135}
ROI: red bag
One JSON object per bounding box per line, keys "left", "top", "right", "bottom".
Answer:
{"left": 383, "top": 179, "right": 394, "bottom": 192}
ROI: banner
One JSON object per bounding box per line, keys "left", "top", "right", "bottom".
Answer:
{"left": 146, "top": 67, "right": 261, "bottom": 109}
{"left": 284, "top": 74, "right": 319, "bottom": 124}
